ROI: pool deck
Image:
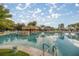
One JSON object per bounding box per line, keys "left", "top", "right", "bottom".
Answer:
{"left": 0, "top": 44, "right": 51, "bottom": 56}
{"left": 0, "top": 31, "right": 16, "bottom": 36}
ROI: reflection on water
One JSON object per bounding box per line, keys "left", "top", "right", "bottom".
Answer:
{"left": 0, "top": 32, "right": 79, "bottom": 56}
{"left": 58, "top": 33, "right": 65, "bottom": 40}
{"left": 67, "top": 33, "right": 79, "bottom": 40}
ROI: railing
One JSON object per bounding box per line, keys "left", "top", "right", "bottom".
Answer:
{"left": 42, "top": 43, "right": 59, "bottom": 56}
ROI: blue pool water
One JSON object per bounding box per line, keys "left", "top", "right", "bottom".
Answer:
{"left": 56, "top": 36, "right": 79, "bottom": 56}
{"left": 0, "top": 32, "right": 79, "bottom": 56}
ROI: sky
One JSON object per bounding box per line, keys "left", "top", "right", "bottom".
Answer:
{"left": 2, "top": 3, "right": 79, "bottom": 28}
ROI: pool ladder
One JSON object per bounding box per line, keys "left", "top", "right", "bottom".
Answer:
{"left": 42, "top": 43, "right": 59, "bottom": 56}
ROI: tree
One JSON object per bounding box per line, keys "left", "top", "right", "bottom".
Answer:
{"left": 0, "top": 5, "right": 15, "bottom": 31}
{"left": 0, "top": 19, "right": 15, "bottom": 30}
{"left": 15, "top": 23, "right": 25, "bottom": 30}
{"left": 58, "top": 23, "right": 64, "bottom": 30}
{"left": 27, "top": 21, "right": 37, "bottom": 26}
{"left": 67, "top": 23, "right": 79, "bottom": 31}
{"left": 0, "top": 5, "right": 12, "bottom": 20}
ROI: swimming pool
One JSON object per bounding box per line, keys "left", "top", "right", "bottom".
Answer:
{"left": 0, "top": 32, "right": 79, "bottom": 56}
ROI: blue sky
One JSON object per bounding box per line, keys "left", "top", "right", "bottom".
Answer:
{"left": 2, "top": 3, "right": 79, "bottom": 28}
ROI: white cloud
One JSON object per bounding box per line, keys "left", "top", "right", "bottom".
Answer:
{"left": 35, "top": 8, "right": 42, "bottom": 13}
{"left": 32, "top": 13, "right": 36, "bottom": 18}
{"left": 52, "top": 3, "right": 57, "bottom": 8}
{"left": 16, "top": 4, "right": 23, "bottom": 10}
{"left": 31, "top": 8, "right": 42, "bottom": 18}
{"left": 16, "top": 19, "right": 26, "bottom": 23}
{"left": 40, "top": 13, "right": 44, "bottom": 16}
{"left": 3, "top": 4, "right": 8, "bottom": 8}
{"left": 25, "top": 3, "right": 31, "bottom": 6}
{"left": 63, "top": 11, "right": 73, "bottom": 16}
{"left": 48, "top": 3, "right": 57, "bottom": 9}
{"left": 16, "top": 6, "right": 23, "bottom": 10}
{"left": 51, "top": 13, "right": 61, "bottom": 19}
{"left": 20, "top": 19, "right": 26, "bottom": 23}
{"left": 44, "top": 22, "right": 53, "bottom": 27}
{"left": 49, "top": 7, "right": 53, "bottom": 13}
{"left": 16, "top": 3, "right": 31, "bottom": 10}
{"left": 56, "top": 4, "right": 66, "bottom": 11}
{"left": 19, "top": 15, "right": 24, "bottom": 18}
{"left": 47, "top": 15, "right": 51, "bottom": 19}
{"left": 75, "top": 3, "right": 79, "bottom": 7}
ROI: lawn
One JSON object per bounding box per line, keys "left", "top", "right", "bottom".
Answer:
{"left": 0, "top": 49, "right": 30, "bottom": 56}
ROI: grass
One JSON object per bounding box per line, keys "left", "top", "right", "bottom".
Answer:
{"left": 0, "top": 49, "right": 30, "bottom": 56}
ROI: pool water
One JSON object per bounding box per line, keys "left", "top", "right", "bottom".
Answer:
{"left": 0, "top": 32, "right": 79, "bottom": 56}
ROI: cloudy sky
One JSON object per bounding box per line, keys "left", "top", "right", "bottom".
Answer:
{"left": 3, "top": 3, "right": 79, "bottom": 28}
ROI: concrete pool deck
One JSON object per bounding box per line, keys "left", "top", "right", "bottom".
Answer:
{"left": 0, "top": 31, "right": 16, "bottom": 36}
{"left": 0, "top": 44, "right": 51, "bottom": 56}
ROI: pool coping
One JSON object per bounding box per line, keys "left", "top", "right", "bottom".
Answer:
{"left": 0, "top": 44, "right": 52, "bottom": 56}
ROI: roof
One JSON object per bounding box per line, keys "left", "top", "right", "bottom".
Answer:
{"left": 22, "top": 25, "right": 40, "bottom": 30}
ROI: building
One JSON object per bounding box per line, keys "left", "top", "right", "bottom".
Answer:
{"left": 19, "top": 25, "right": 40, "bottom": 35}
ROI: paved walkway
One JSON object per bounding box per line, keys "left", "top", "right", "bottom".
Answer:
{"left": 0, "top": 44, "right": 51, "bottom": 56}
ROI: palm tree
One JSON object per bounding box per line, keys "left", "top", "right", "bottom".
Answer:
{"left": 0, "top": 5, "right": 15, "bottom": 31}
{"left": 0, "top": 5, "right": 12, "bottom": 20}
{"left": 58, "top": 23, "right": 64, "bottom": 31}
